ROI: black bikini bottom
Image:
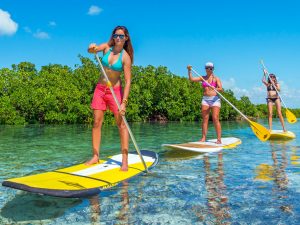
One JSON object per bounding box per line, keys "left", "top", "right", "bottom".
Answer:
{"left": 266, "top": 97, "right": 279, "bottom": 103}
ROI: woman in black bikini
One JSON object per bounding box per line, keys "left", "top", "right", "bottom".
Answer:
{"left": 262, "top": 70, "right": 286, "bottom": 132}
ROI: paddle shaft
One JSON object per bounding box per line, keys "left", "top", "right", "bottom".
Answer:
{"left": 260, "top": 60, "right": 288, "bottom": 109}
{"left": 190, "top": 68, "right": 251, "bottom": 123}
{"left": 94, "top": 53, "right": 148, "bottom": 172}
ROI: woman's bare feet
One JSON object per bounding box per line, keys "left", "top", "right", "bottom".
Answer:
{"left": 120, "top": 154, "right": 128, "bottom": 171}
{"left": 198, "top": 137, "right": 206, "bottom": 142}
{"left": 85, "top": 154, "right": 99, "bottom": 165}
{"left": 216, "top": 139, "right": 222, "bottom": 144}
{"left": 120, "top": 164, "right": 128, "bottom": 171}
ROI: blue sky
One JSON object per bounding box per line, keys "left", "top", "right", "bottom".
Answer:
{"left": 1, "top": 0, "right": 300, "bottom": 108}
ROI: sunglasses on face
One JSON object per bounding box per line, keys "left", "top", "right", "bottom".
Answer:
{"left": 112, "top": 34, "right": 125, "bottom": 39}
{"left": 205, "top": 67, "right": 214, "bottom": 70}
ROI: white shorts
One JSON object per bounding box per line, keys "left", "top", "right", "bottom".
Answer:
{"left": 201, "top": 96, "right": 221, "bottom": 108}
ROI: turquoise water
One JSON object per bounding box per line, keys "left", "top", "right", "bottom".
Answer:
{"left": 1, "top": 120, "right": 300, "bottom": 224}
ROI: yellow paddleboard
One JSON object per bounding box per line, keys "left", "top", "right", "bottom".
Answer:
{"left": 269, "top": 130, "right": 296, "bottom": 140}
{"left": 2, "top": 150, "right": 158, "bottom": 198}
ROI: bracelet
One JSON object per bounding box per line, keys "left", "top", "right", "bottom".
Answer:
{"left": 122, "top": 99, "right": 128, "bottom": 105}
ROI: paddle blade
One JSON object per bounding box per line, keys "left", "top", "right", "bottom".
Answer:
{"left": 254, "top": 164, "right": 274, "bottom": 181}
{"left": 286, "top": 109, "right": 297, "bottom": 124}
{"left": 249, "top": 121, "right": 270, "bottom": 141}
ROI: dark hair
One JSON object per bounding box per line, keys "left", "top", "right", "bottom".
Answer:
{"left": 268, "top": 73, "right": 277, "bottom": 83}
{"left": 108, "top": 26, "right": 134, "bottom": 64}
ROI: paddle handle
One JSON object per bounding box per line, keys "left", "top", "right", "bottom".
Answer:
{"left": 260, "top": 60, "right": 288, "bottom": 109}
{"left": 190, "top": 68, "right": 251, "bottom": 123}
{"left": 94, "top": 53, "right": 149, "bottom": 173}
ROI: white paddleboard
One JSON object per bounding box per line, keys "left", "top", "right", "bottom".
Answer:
{"left": 162, "top": 137, "right": 241, "bottom": 153}
{"left": 269, "top": 130, "right": 296, "bottom": 140}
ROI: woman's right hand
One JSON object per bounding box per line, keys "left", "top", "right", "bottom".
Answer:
{"left": 187, "top": 65, "right": 192, "bottom": 71}
{"left": 88, "top": 43, "right": 97, "bottom": 53}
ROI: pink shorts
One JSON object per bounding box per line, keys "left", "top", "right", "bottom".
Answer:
{"left": 91, "top": 83, "right": 123, "bottom": 115}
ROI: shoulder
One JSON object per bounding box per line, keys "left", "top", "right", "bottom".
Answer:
{"left": 102, "top": 43, "right": 111, "bottom": 53}
{"left": 122, "top": 50, "right": 132, "bottom": 65}
{"left": 213, "top": 75, "right": 221, "bottom": 81}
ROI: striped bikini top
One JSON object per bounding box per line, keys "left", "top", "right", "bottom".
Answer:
{"left": 101, "top": 47, "right": 124, "bottom": 72}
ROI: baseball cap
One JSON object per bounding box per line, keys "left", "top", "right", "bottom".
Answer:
{"left": 205, "top": 62, "right": 214, "bottom": 68}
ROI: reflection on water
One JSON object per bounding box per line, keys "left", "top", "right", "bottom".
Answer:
{"left": 204, "top": 153, "right": 231, "bottom": 224}
{"left": 255, "top": 141, "right": 294, "bottom": 215}
{"left": 116, "top": 181, "right": 130, "bottom": 224}
{"left": 193, "top": 153, "right": 231, "bottom": 224}
{"left": 1, "top": 121, "right": 300, "bottom": 224}
{"left": 291, "top": 146, "right": 300, "bottom": 166}
{"left": 1, "top": 193, "right": 82, "bottom": 222}
{"left": 88, "top": 195, "right": 101, "bottom": 225}
{"left": 270, "top": 142, "right": 293, "bottom": 214}
{"left": 88, "top": 181, "right": 130, "bottom": 225}
{"left": 271, "top": 142, "right": 289, "bottom": 190}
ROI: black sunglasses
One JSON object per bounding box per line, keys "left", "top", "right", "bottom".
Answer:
{"left": 205, "top": 67, "right": 214, "bottom": 70}
{"left": 112, "top": 34, "right": 125, "bottom": 39}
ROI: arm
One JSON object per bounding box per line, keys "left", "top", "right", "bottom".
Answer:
{"left": 88, "top": 43, "right": 109, "bottom": 53}
{"left": 119, "top": 53, "right": 132, "bottom": 115}
{"left": 275, "top": 83, "right": 280, "bottom": 91}
{"left": 187, "top": 65, "right": 203, "bottom": 82}
{"left": 262, "top": 69, "right": 268, "bottom": 86}
{"left": 215, "top": 77, "right": 223, "bottom": 92}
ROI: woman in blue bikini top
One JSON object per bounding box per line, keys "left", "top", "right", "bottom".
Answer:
{"left": 86, "top": 26, "right": 134, "bottom": 171}
{"left": 101, "top": 47, "right": 124, "bottom": 72}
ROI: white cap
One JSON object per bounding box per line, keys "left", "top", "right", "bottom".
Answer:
{"left": 205, "top": 62, "right": 214, "bottom": 68}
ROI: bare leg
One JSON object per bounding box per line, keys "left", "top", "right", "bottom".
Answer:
{"left": 200, "top": 105, "right": 210, "bottom": 142}
{"left": 212, "top": 106, "right": 222, "bottom": 144}
{"left": 267, "top": 101, "right": 273, "bottom": 131}
{"left": 115, "top": 113, "right": 129, "bottom": 171}
{"left": 275, "top": 99, "right": 286, "bottom": 132}
{"left": 85, "top": 110, "right": 104, "bottom": 165}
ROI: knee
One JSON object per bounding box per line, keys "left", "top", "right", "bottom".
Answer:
{"left": 212, "top": 115, "right": 219, "bottom": 123}
{"left": 202, "top": 114, "right": 210, "bottom": 121}
{"left": 117, "top": 121, "right": 127, "bottom": 130}
{"left": 93, "top": 120, "right": 102, "bottom": 129}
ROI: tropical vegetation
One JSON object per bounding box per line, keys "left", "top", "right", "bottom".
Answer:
{"left": 0, "top": 57, "right": 299, "bottom": 125}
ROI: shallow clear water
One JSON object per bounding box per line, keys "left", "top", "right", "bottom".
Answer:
{"left": 1, "top": 120, "right": 300, "bottom": 224}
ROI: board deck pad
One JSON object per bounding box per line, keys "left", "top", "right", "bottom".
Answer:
{"left": 269, "top": 130, "right": 296, "bottom": 140}
{"left": 2, "top": 150, "right": 158, "bottom": 198}
{"left": 162, "top": 137, "right": 241, "bottom": 153}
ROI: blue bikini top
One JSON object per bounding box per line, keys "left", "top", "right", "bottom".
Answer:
{"left": 101, "top": 47, "right": 124, "bottom": 72}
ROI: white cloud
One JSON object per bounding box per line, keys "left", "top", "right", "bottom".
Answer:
{"left": 33, "top": 30, "right": 50, "bottom": 39}
{"left": 49, "top": 21, "right": 56, "bottom": 27}
{"left": 0, "top": 9, "right": 18, "bottom": 36}
{"left": 87, "top": 5, "right": 103, "bottom": 15}
{"left": 222, "top": 77, "right": 252, "bottom": 98}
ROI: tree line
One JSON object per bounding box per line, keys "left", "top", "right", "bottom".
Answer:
{"left": 0, "top": 56, "right": 299, "bottom": 125}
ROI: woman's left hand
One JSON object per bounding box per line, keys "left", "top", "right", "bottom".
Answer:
{"left": 263, "top": 69, "right": 268, "bottom": 75}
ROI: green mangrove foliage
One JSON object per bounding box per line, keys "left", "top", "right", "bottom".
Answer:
{"left": 1, "top": 57, "right": 298, "bottom": 125}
